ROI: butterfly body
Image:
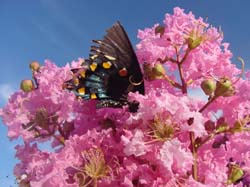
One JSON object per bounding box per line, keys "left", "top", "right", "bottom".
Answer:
{"left": 64, "top": 22, "right": 144, "bottom": 110}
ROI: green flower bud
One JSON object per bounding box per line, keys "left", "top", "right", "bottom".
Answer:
{"left": 143, "top": 63, "right": 166, "bottom": 81}
{"left": 201, "top": 79, "right": 216, "bottom": 96}
{"left": 29, "top": 61, "right": 40, "bottom": 72}
{"left": 223, "top": 85, "right": 236, "bottom": 97}
{"left": 226, "top": 164, "right": 244, "bottom": 185}
{"left": 20, "top": 79, "right": 35, "bottom": 92}
{"left": 214, "top": 77, "right": 235, "bottom": 97}
{"left": 152, "top": 63, "right": 166, "bottom": 79}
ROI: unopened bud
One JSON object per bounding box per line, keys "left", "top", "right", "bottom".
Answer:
{"left": 201, "top": 79, "right": 216, "bottom": 96}
{"left": 20, "top": 80, "right": 35, "bottom": 92}
{"left": 227, "top": 164, "right": 244, "bottom": 185}
{"left": 29, "top": 61, "right": 40, "bottom": 72}
{"left": 152, "top": 63, "right": 166, "bottom": 78}
{"left": 223, "top": 85, "right": 236, "bottom": 97}
{"left": 214, "top": 77, "right": 235, "bottom": 97}
{"left": 204, "top": 120, "right": 216, "bottom": 132}
{"left": 143, "top": 63, "right": 166, "bottom": 80}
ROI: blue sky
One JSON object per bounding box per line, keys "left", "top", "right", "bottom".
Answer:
{"left": 1, "top": 1, "right": 250, "bottom": 186}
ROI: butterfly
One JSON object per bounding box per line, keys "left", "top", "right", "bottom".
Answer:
{"left": 64, "top": 22, "right": 144, "bottom": 112}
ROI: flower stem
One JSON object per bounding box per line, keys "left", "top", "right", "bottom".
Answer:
{"left": 180, "top": 48, "right": 191, "bottom": 65}
{"left": 176, "top": 48, "right": 199, "bottom": 180}
{"left": 94, "top": 179, "right": 97, "bottom": 187}
{"left": 177, "top": 63, "right": 187, "bottom": 93}
{"left": 53, "top": 135, "right": 65, "bottom": 145}
{"left": 199, "top": 96, "right": 217, "bottom": 113}
{"left": 163, "top": 75, "right": 182, "bottom": 89}
{"left": 190, "top": 132, "right": 198, "bottom": 180}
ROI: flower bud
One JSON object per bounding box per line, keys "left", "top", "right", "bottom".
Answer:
{"left": 152, "top": 63, "right": 166, "bottom": 78}
{"left": 143, "top": 63, "right": 166, "bottom": 81}
{"left": 222, "top": 85, "right": 236, "bottom": 97}
{"left": 20, "top": 79, "right": 35, "bottom": 92}
{"left": 226, "top": 164, "right": 244, "bottom": 185}
{"left": 201, "top": 79, "right": 216, "bottom": 96}
{"left": 29, "top": 61, "right": 40, "bottom": 72}
{"left": 214, "top": 77, "right": 235, "bottom": 97}
{"left": 204, "top": 120, "right": 215, "bottom": 132}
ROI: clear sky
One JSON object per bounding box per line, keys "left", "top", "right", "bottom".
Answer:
{"left": 1, "top": 1, "right": 250, "bottom": 186}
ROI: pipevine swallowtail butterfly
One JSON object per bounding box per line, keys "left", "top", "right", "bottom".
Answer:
{"left": 64, "top": 22, "right": 144, "bottom": 112}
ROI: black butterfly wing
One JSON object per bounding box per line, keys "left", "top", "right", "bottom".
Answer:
{"left": 96, "top": 22, "right": 144, "bottom": 99}
{"left": 64, "top": 22, "right": 144, "bottom": 108}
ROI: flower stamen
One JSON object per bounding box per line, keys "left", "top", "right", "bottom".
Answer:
{"left": 148, "top": 114, "right": 177, "bottom": 141}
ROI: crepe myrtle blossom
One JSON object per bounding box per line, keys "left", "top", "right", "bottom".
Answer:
{"left": 1, "top": 7, "right": 250, "bottom": 187}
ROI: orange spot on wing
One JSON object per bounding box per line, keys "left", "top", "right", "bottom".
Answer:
{"left": 102, "top": 61, "right": 112, "bottom": 69}
{"left": 78, "top": 69, "right": 86, "bottom": 78}
{"left": 77, "top": 87, "right": 85, "bottom": 95}
{"left": 90, "top": 63, "right": 97, "bottom": 71}
{"left": 90, "top": 93, "right": 97, "bottom": 99}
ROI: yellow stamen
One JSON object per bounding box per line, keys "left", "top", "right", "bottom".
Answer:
{"left": 82, "top": 148, "right": 109, "bottom": 179}
{"left": 72, "top": 148, "right": 110, "bottom": 187}
{"left": 149, "top": 114, "right": 176, "bottom": 141}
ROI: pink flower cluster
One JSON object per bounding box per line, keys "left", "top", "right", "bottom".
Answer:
{"left": 1, "top": 7, "right": 250, "bottom": 187}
